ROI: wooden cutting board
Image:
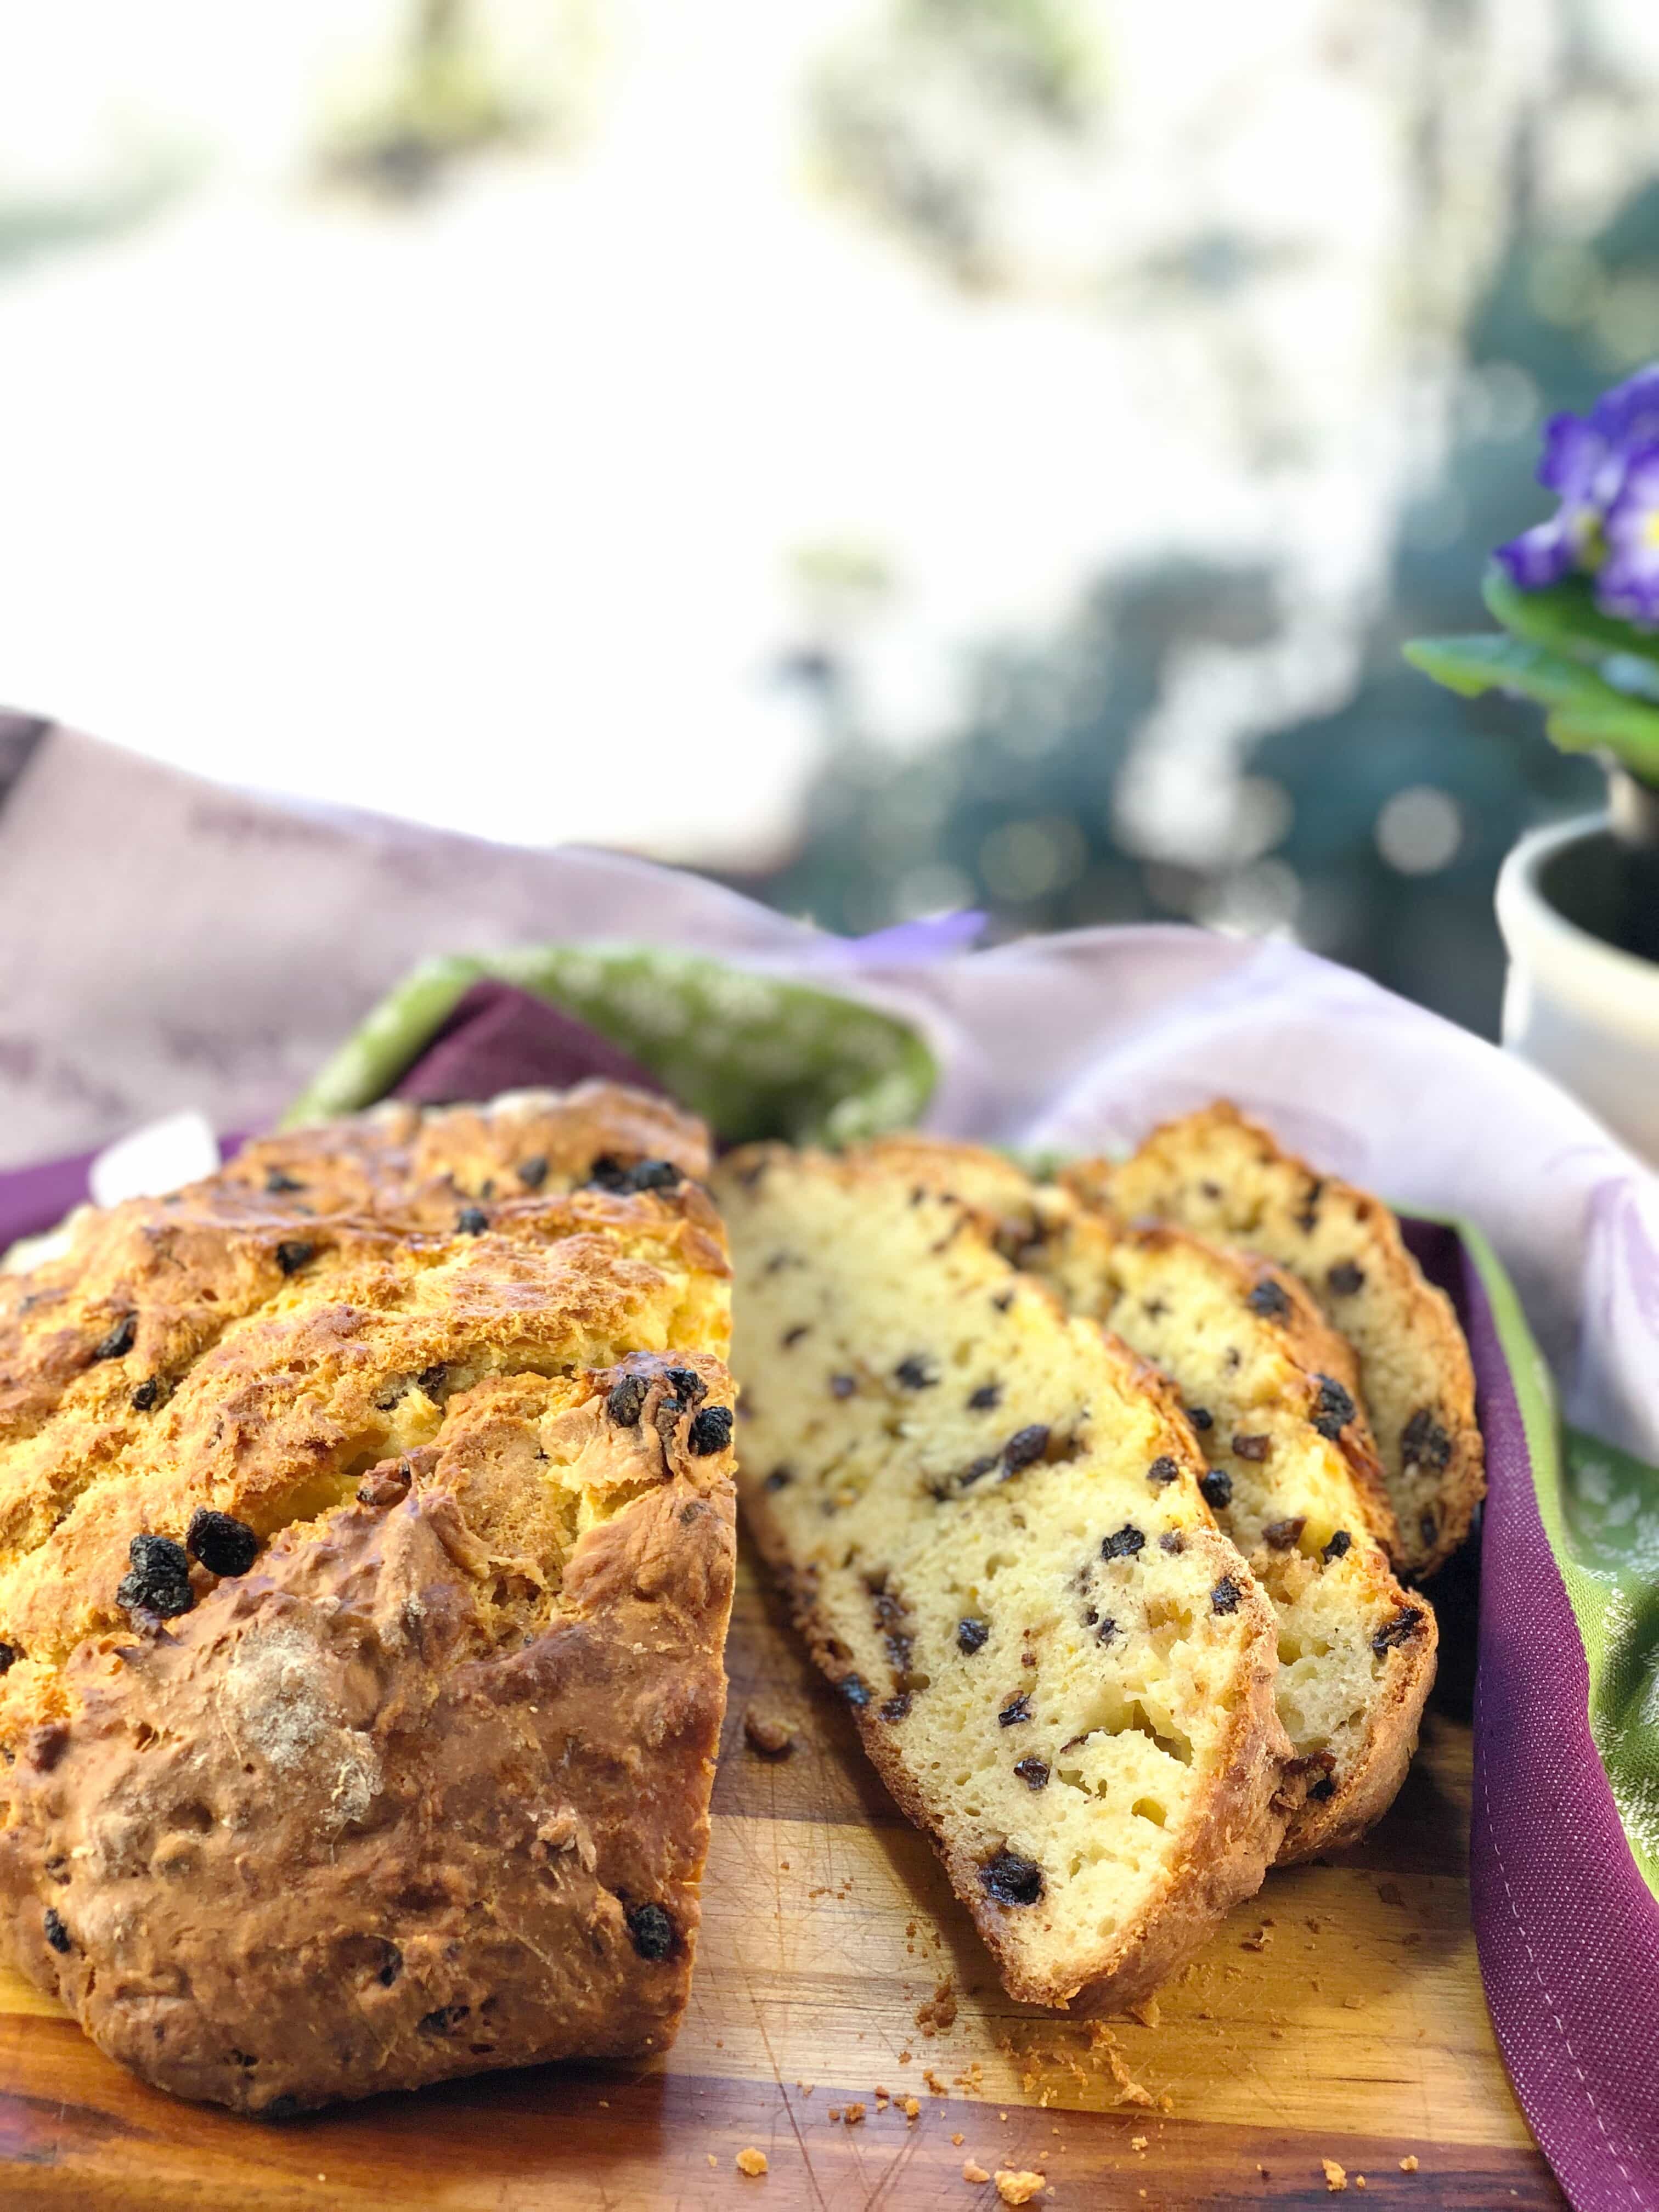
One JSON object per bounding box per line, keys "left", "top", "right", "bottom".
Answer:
{"left": 0, "top": 1541, "right": 1561, "bottom": 2210}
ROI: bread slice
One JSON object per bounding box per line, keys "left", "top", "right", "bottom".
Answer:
{"left": 863, "top": 1139, "right": 1437, "bottom": 1859}
{"left": 1093, "top": 1103, "right": 1482, "bottom": 1576}
{"left": 713, "top": 1142, "right": 1289, "bottom": 2014}
{"left": 0, "top": 1098, "right": 736, "bottom": 2113}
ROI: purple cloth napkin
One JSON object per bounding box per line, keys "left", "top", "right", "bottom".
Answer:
{"left": 390, "top": 981, "right": 667, "bottom": 1107}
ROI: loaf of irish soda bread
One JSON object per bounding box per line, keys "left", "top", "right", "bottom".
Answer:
{"left": 0, "top": 1091, "right": 736, "bottom": 2113}
{"left": 1094, "top": 1103, "right": 1482, "bottom": 1577}
{"left": 713, "top": 1143, "right": 1289, "bottom": 2015}
{"left": 864, "top": 1137, "right": 1437, "bottom": 1861}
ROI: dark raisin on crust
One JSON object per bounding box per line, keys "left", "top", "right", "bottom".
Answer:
{"left": 42, "top": 1908, "right": 70, "bottom": 1955}
{"left": 1307, "top": 1774, "right": 1336, "bottom": 1802}
{"left": 275, "top": 1239, "right": 317, "bottom": 1276}
{"left": 992, "top": 1290, "right": 1015, "bottom": 1313}
{"left": 0, "top": 1643, "right": 16, "bottom": 1673}
{"left": 1095, "top": 1614, "right": 1118, "bottom": 1643}
{"left": 185, "top": 1509, "right": 260, "bottom": 1578}
{"left": 377, "top": 1942, "right": 403, "bottom": 1986}
{"left": 998, "top": 1692, "right": 1033, "bottom": 1727}
{"left": 781, "top": 1324, "right": 810, "bottom": 1348}
{"left": 763, "top": 1466, "right": 793, "bottom": 1492}
{"left": 1247, "top": 1279, "right": 1291, "bottom": 1321}
{"left": 1232, "top": 1433, "right": 1271, "bottom": 1462}
{"left": 420, "top": 2004, "right": 471, "bottom": 2034}
{"left": 517, "top": 1153, "right": 549, "bottom": 1189}
{"left": 1327, "top": 1260, "right": 1365, "bottom": 1296}
{"left": 1147, "top": 1455, "right": 1180, "bottom": 1487}
{"left": 1420, "top": 1510, "right": 1437, "bottom": 1546}
{"left": 980, "top": 1850, "right": 1044, "bottom": 1906}
{"left": 1101, "top": 1525, "right": 1145, "bottom": 1560}
{"left": 664, "top": 1367, "right": 707, "bottom": 1407}
{"left": 625, "top": 1903, "right": 676, "bottom": 1961}
{"left": 264, "top": 1167, "right": 305, "bottom": 1194}
{"left": 1014, "top": 1757, "right": 1049, "bottom": 1790}
{"left": 1311, "top": 1375, "right": 1356, "bottom": 1441}
{"left": 688, "top": 1405, "right": 733, "bottom": 1456}
{"left": 90, "top": 1314, "right": 137, "bottom": 1363}
{"left": 894, "top": 1356, "right": 937, "bottom": 1390}
{"left": 958, "top": 1454, "right": 998, "bottom": 1489}
{"left": 129, "top": 1378, "right": 162, "bottom": 1412}
{"left": 1402, "top": 1407, "right": 1453, "bottom": 1471}
{"left": 1323, "top": 1530, "right": 1352, "bottom": 1564}
{"left": 1262, "top": 1516, "right": 1306, "bottom": 1550}
{"left": 968, "top": 1382, "right": 1002, "bottom": 1411}
{"left": 585, "top": 1155, "right": 633, "bottom": 1193}
{"left": 1296, "top": 1178, "right": 1324, "bottom": 1233}
{"left": 263, "top": 2095, "right": 304, "bottom": 2121}
{"left": 1001, "top": 1424, "right": 1049, "bottom": 1474}
{"left": 1199, "top": 1470, "right": 1232, "bottom": 1510}
{"left": 606, "top": 1374, "right": 649, "bottom": 1427}
{"left": 629, "top": 1159, "right": 681, "bottom": 1192}
{"left": 881, "top": 1693, "right": 912, "bottom": 1722}
{"left": 1210, "top": 1575, "right": 1241, "bottom": 1614}
{"left": 455, "top": 1207, "right": 489, "bottom": 1237}
{"left": 1372, "top": 1607, "right": 1424, "bottom": 1655}
{"left": 830, "top": 1373, "right": 857, "bottom": 1399}
{"left": 839, "top": 1674, "right": 872, "bottom": 1708}
{"left": 956, "top": 1617, "right": 990, "bottom": 1654}
{"left": 1159, "top": 1531, "right": 1184, "bottom": 1554}
{"left": 1184, "top": 1406, "right": 1213, "bottom": 1431}
{"left": 116, "top": 1533, "right": 194, "bottom": 1619}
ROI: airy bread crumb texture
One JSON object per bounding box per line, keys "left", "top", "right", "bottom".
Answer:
{"left": 1098, "top": 1102, "right": 1483, "bottom": 1576}
{"left": 715, "top": 1143, "right": 1289, "bottom": 2017}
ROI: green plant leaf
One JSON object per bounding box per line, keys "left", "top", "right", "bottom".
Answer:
{"left": 1402, "top": 631, "right": 1659, "bottom": 778}
{"left": 1483, "top": 566, "right": 1659, "bottom": 676}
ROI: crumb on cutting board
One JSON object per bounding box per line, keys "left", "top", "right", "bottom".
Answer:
{"left": 994, "top": 2172, "right": 1047, "bottom": 2206}
{"left": 1323, "top": 2158, "right": 1348, "bottom": 2191}
{"left": 743, "top": 1706, "right": 796, "bottom": 1758}
{"left": 963, "top": 2159, "right": 991, "bottom": 2183}
{"left": 736, "top": 2147, "right": 768, "bottom": 2177}
{"left": 1400, "top": 2154, "right": 1420, "bottom": 2172}
{"left": 917, "top": 1977, "right": 958, "bottom": 2035}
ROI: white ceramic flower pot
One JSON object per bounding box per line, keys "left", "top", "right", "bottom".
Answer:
{"left": 1496, "top": 811, "right": 1659, "bottom": 1164}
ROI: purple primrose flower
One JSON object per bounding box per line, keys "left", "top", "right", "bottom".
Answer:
{"left": 1595, "top": 441, "right": 1659, "bottom": 627}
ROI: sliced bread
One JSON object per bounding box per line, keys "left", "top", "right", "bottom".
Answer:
{"left": 864, "top": 1138, "right": 1437, "bottom": 1860}
{"left": 1094, "top": 1103, "right": 1482, "bottom": 1576}
{"left": 714, "top": 1142, "right": 1289, "bottom": 2014}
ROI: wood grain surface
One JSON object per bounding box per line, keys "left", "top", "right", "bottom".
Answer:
{"left": 0, "top": 1540, "right": 1560, "bottom": 2210}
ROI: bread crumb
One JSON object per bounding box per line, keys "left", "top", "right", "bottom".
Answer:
{"left": 926, "top": 2068, "right": 950, "bottom": 2096}
{"left": 743, "top": 1705, "right": 796, "bottom": 1757}
{"left": 1355, "top": 2180, "right": 1367, "bottom": 2192}
{"left": 708, "top": 2154, "right": 718, "bottom": 2168}
{"left": 1131, "top": 2135, "right": 1148, "bottom": 2151}
{"left": 736, "top": 2147, "right": 768, "bottom": 2177}
{"left": 843, "top": 2103, "right": 866, "bottom": 2126}
{"left": 952, "top": 2131, "right": 964, "bottom": 2145}
{"left": 963, "top": 2161, "right": 991, "bottom": 2184}
{"left": 1242, "top": 1923, "right": 1273, "bottom": 1951}
{"left": 917, "top": 1977, "right": 958, "bottom": 2035}
{"left": 904, "top": 2097, "right": 921, "bottom": 2121}
{"left": 900, "top": 2050, "right": 914, "bottom": 2064}
{"left": 827, "top": 2107, "right": 840, "bottom": 2122}
{"left": 1126, "top": 1996, "right": 1161, "bottom": 2028}
{"left": 1323, "top": 2158, "right": 1348, "bottom": 2191}
{"left": 1342, "top": 1996, "right": 1364, "bottom": 2011}
{"left": 1400, "top": 2155, "right": 1419, "bottom": 2172}
{"left": 994, "top": 2173, "right": 1046, "bottom": 2207}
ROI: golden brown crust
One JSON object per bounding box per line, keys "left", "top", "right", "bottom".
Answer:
{"left": 1102, "top": 1103, "right": 1483, "bottom": 1577}
{"left": 0, "top": 1089, "right": 736, "bottom": 2113}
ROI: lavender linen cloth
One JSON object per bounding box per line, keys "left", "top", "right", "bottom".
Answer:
{"left": 2, "top": 733, "right": 1657, "bottom": 2204}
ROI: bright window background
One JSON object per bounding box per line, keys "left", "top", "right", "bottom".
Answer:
{"left": 2, "top": 1, "right": 1658, "bottom": 1029}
